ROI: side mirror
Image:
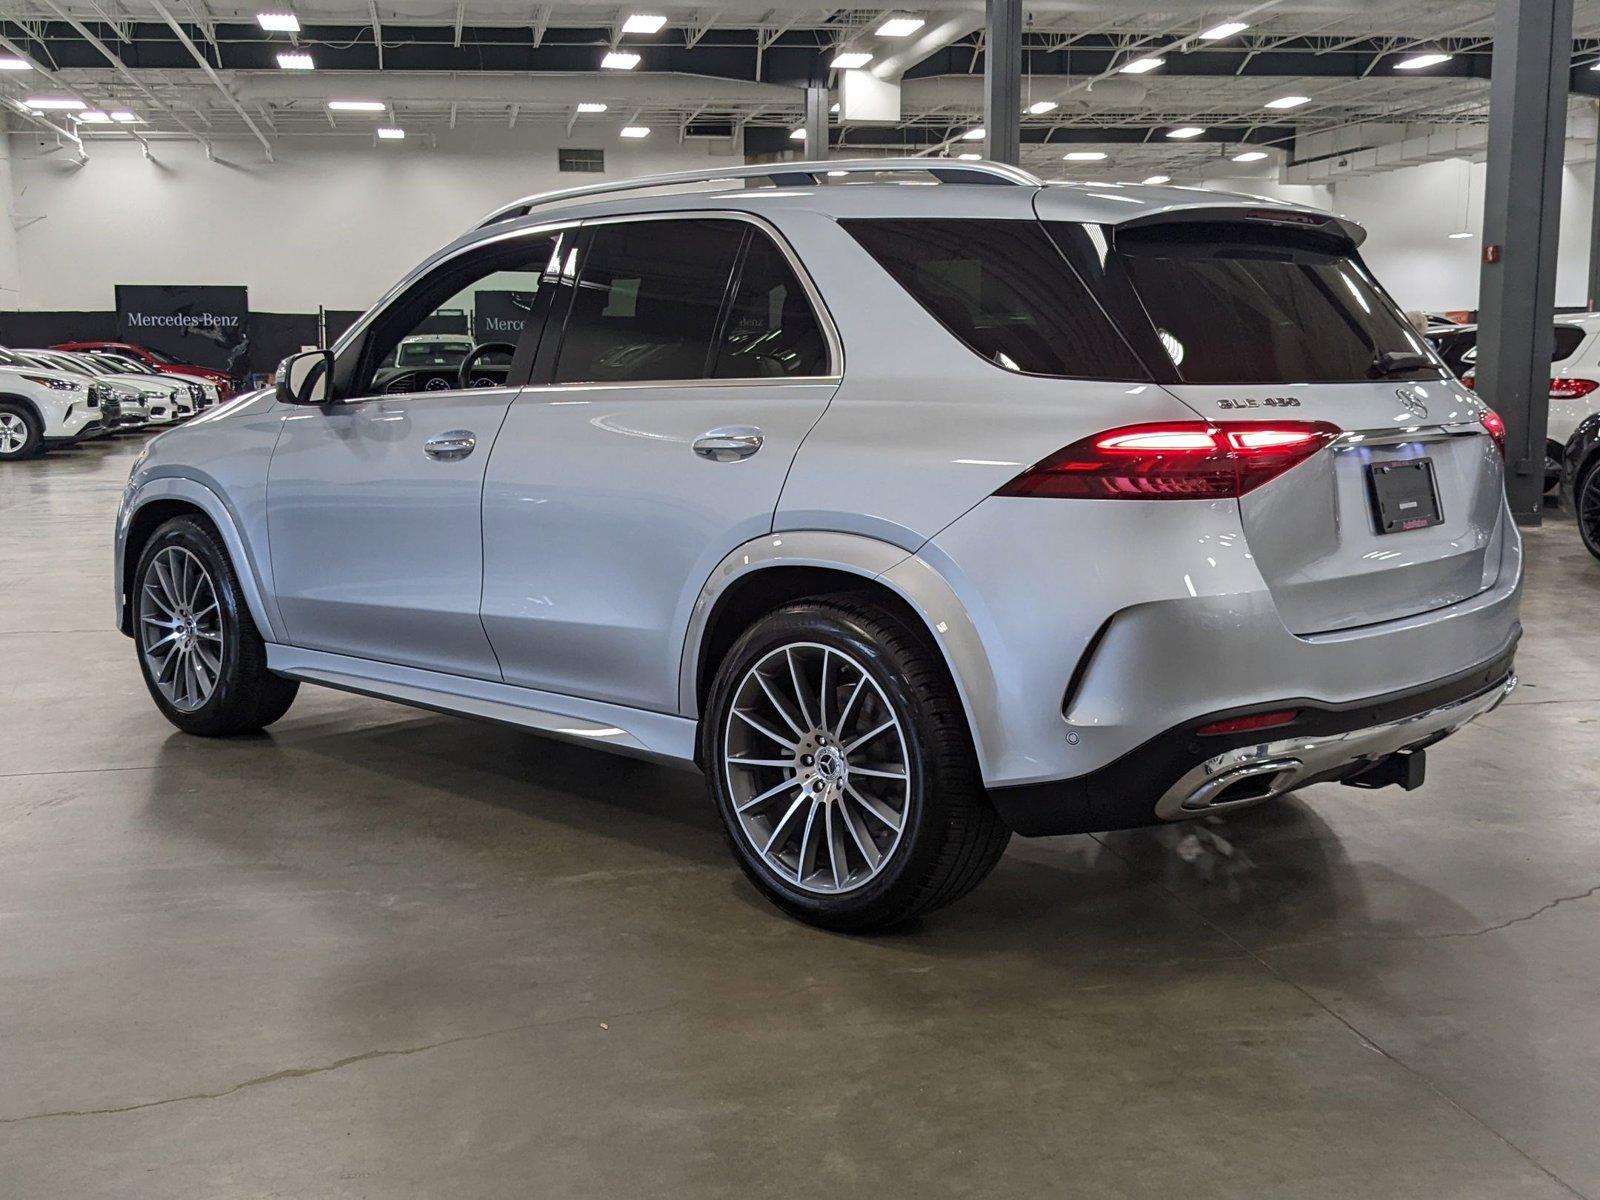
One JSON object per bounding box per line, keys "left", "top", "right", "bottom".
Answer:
{"left": 275, "top": 350, "right": 335, "bottom": 406}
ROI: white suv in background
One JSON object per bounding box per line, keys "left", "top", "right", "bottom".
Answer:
{"left": 0, "top": 364, "right": 99, "bottom": 459}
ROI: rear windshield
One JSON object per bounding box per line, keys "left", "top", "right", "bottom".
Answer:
{"left": 1073, "top": 221, "right": 1438, "bottom": 385}
{"left": 841, "top": 218, "right": 1150, "bottom": 381}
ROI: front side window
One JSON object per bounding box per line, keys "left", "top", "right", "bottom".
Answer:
{"left": 554, "top": 219, "right": 745, "bottom": 384}
{"left": 842, "top": 218, "right": 1150, "bottom": 381}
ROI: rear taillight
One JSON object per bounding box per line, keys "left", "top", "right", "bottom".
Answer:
{"left": 1197, "top": 710, "right": 1300, "bottom": 737}
{"left": 996, "top": 421, "right": 1341, "bottom": 501}
{"left": 1462, "top": 372, "right": 1476, "bottom": 390}
{"left": 1550, "top": 377, "right": 1599, "bottom": 400}
{"left": 1478, "top": 407, "right": 1506, "bottom": 458}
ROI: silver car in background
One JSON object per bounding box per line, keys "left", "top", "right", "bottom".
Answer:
{"left": 114, "top": 160, "right": 1521, "bottom": 931}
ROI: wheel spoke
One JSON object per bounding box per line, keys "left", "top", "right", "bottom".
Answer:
{"left": 836, "top": 795, "right": 881, "bottom": 871}
{"left": 143, "top": 582, "right": 178, "bottom": 617}
{"left": 849, "top": 763, "right": 908, "bottom": 781}
{"left": 845, "top": 783, "right": 903, "bottom": 833}
{"left": 763, "top": 789, "right": 813, "bottom": 855}
{"left": 726, "top": 756, "right": 795, "bottom": 769}
{"left": 732, "top": 708, "right": 799, "bottom": 752}
{"left": 832, "top": 673, "right": 867, "bottom": 739}
{"left": 735, "top": 773, "right": 803, "bottom": 814}
{"left": 844, "top": 718, "right": 896, "bottom": 755}
{"left": 753, "top": 670, "right": 807, "bottom": 739}
{"left": 785, "top": 647, "right": 815, "bottom": 729}
{"left": 795, "top": 801, "right": 822, "bottom": 883}
{"left": 818, "top": 649, "right": 832, "bottom": 736}
{"left": 824, "top": 803, "right": 848, "bottom": 890}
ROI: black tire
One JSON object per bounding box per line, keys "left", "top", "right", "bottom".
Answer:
{"left": 133, "top": 515, "right": 300, "bottom": 736}
{"left": 702, "top": 596, "right": 1010, "bottom": 932}
{"left": 0, "top": 401, "right": 44, "bottom": 461}
{"left": 1577, "top": 458, "right": 1600, "bottom": 563}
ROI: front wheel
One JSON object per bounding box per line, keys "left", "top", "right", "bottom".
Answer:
{"left": 0, "top": 403, "right": 44, "bottom": 460}
{"left": 133, "top": 516, "right": 300, "bottom": 735}
{"left": 702, "top": 598, "right": 1010, "bottom": 932}
{"left": 1578, "top": 460, "right": 1600, "bottom": 563}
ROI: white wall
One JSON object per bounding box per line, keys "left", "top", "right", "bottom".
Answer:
{"left": 4, "top": 128, "right": 728, "bottom": 312}
{"left": 0, "top": 135, "right": 20, "bottom": 309}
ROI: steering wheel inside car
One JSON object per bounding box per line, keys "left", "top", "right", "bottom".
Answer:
{"left": 457, "top": 342, "right": 518, "bottom": 390}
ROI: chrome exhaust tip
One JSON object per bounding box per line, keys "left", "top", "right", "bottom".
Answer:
{"left": 1177, "top": 758, "right": 1303, "bottom": 814}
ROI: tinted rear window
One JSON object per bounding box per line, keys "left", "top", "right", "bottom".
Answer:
{"left": 1553, "top": 325, "right": 1588, "bottom": 362}
{"left": 842, "top": 219, "right": 1149, "bottom": 381}
{"left": 1078, "top": 222, "right": 1438, "bottom": 385}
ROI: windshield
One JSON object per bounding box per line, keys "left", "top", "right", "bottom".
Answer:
{"left": 395, "top": 340, "right": 472, "bottom": 368}
{"left": 141, "top": 346, "right": 185, "bottom": 365}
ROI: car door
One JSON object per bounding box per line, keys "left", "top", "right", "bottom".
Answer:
{"left": 266, "top": 227, "right": 561, "bottom": 680}
{"left": 481, "top": 215, "right": 841, "bottom": 711}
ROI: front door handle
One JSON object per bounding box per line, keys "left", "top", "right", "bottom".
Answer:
{"left": 693, "top": 426, "right": 764, "bottom": 462}
{"left": 424, "top": 430, "right": 477, "bottom": 461}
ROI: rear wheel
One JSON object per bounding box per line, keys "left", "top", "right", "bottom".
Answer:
{"left": 134, "top": 516, "right": 299, "bottom": 735}
{"left": 702, "top": 597, "right": 1010, "bottom": 932}
{"left": 0, "top": 403, "right": 43, "bottom": 460}
{"left": 1578, "top": 459, "right": 1600, "bottom": 563}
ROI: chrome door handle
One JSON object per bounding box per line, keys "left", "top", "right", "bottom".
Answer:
{"left": 424, "top": 430, "right": 477, "bottom": 461}
{"left": 693, "top": 426, "right": 764, "bottom": 462}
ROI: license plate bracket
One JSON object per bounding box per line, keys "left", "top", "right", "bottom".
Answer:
{"left": 1368, "top": 458, "right": 1444, "bottom": 534}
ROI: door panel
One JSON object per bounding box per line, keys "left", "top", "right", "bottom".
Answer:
{"left": 267, "top": 389, "right": 517, "bottom": 678}
{"left": 481, "top": 382, "right": 837, "bottom": 710}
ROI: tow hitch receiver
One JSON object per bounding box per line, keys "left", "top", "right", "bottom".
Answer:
{"left": 1342, "top": 748, "right": 1427, "bottom": 792}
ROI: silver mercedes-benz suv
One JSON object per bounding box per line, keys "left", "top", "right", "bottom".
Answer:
{"left": 115, "top": 159, "right": 1521, "bottom": 931}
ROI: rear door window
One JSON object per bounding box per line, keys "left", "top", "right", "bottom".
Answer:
{"left": 842, "top": 218, "right": 1150, "bottom": 381}
{"left": 712, "top": 232, "right": 830, "bottom": 378}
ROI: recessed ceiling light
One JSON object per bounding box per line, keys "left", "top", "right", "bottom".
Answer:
{"left": 25, "top": 97, "right": 86, "bottom": 110}
{"left": 620, "top": 13, "right": 667, "bottom": 34}
{"left": 602, "top": 51, "right": 641, "bottom": 70}
{"left": 620, "top": 125, "right": 650, "bottom": 138}
{"left": 1120, "top": 56, "right": 1164, "bottom": 74}
{"left": 876, "top": 16, "right": 926, "bottom": 37}
{"left": 1448, "top": 231, "right": 1474, "bottom": 239}
{"left": 276, "top": 51, "right": 313, "bottom": 69}
{"left": 831, "top": 51, "right": 872, "bottom": 69}
{"left": 1198, "top": 21, "right": 1249, "bottom": 40}
{"left": 962, "top": 127, "right": 985, "bottom": 140}
{"left": 957, "top": 152, "right": 981, "bottom": 160}
{"left": 1395, "top": 52, "right": 1452, "bottom": 70}
{"left": 110, "top": 111, "right": 140, "bottom": 122}
{"left": 1142, "top": 175, "right": 1171, "bottom": 185}
{"left": 1027, "top": 100, "right": 1058, "bottom": 114}
{"left": 75, "top": 110, "right": 111, "bottom": 123}
{"left": 1167, "top": 125, "right": 1205, "bottom": 139}
{"left": 255, "top": 11, "right": 299, "bottom": 32}
{"left": 1064, "top": 150, "right": 1107, "bottom": 161}
{"left": 1265, "top": 95, "right": 1310, "bottom": 109}
{"left": 1591, "top": 61, "right": 1600, "bottom": 72}
{"left": 576, "top": 102, "right": 608, "bottom": 113}
{"left": 376, "top": 127, "right": 405, "bottom": 140}
{"left": 0, "top": 56, "right": 33, "bottom": 70}
{"left": 1233, "top": 150, "right": 1268, "bottom": 162}
{"left": 790, "top": 128, "right": 806, "bottom": 140}
{"left": 327, "top": 99, "right": 386, "bottom": 112}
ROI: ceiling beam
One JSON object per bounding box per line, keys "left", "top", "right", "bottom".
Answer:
{"left": 148, "top": 0, "right": 274, "bottom": 160}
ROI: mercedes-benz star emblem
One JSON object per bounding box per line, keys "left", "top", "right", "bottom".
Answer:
{"left": 1395, "top": 387, "right": 1428, "bottom": 419}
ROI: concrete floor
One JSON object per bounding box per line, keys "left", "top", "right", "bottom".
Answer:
{"left": 3, "top": 432, "right": 1598, "bottom": 1199}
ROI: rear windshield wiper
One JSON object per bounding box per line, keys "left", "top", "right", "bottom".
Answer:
{"left": 1369, "top": 350, "right": 1434, "bottom": 377}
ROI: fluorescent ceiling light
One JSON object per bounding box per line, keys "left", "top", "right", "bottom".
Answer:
{"left": 620, "top": 13, "right": 667, "bottom": 34}
{"left": 961, "top": 126, "right": 985, "bottom": 140}
{"left": 1395, "top": 52, "right": 1452, "bottom": 70}
{"left": 376, "top": 127, "right": 405, "bottom": 139}
{"left": 0, "top": 56, "right": 33, "bottom": 70}
{"left": 601, "top": 51, "right": 640, "bottom": 69}
{"left": 876, "top": 16, "right": 926, "bottom": 37}
{"left": 1198, "top": 21, "right": 1249, "bottom": 40}
{"left": 790, "top": 128, "right": 806, "bottom": 140}
{"left": 1120, "top": 56, "right": 1164, "bottom": 74}
{"left": 25, "top": 96, "right": 86, "bottom": 110}
{"left": 1448, "top": 231, "right": 1474, "bottom": 239}
{"left": 328, "top": 99, "right": 386, "bottom": 112}
{"left": 1166, "top": 125, "right": 1205, "bottom": 139}
{"left": 255, "top": 12, "right": 300, "bottom": 32}
{"left": 75, "top": 110, "right": 111, "bottom": 123}
{"left": 576, "top": 102, "right": 608, "bottom": 113}
{"left": 276, "top": 51, "right": 314, "bottom": 69}
{"left": 957, "top": 152, "right": 981, "bottom": 160}
{"left": 620, "top": 125, "right": 650, "bottom": 138}
{"left": 1591, "top": 61, "right": 1600, "bottom": 72}
{"left": 830, "top": 51, "right": 872, "bottom": 69}
{"left": 1142, "top": 175, "right": 1171, "bottom": 185}
{"left": 829, "top": 102, "right": 839, "bottom": 113}
{"left": 1233, "top": 150, "right": 1268, "bottom": 162}
{"left": 1027, "top": 100, "right": 1058, "bottom": 114}
{"left": 1064, "top": 150, "right": 1107, "bottom": 161}
{"left": 1265, "top": 94, "right": 1310, "bottom": 109}
{"left": 110, "top": 111, "right": 139, "bottom": 122}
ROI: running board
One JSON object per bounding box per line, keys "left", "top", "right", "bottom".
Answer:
{"left": 265, "top": 645, "right": 699, "bottom": 767}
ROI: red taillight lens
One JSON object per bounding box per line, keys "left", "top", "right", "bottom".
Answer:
{"left": 1197, "top": 710, "right": 1301, "bottom": 737}
{"left": 1549, "top": 377, "right": 1599, "bottom": 400}
{"left": 1478, "top": 407, "right": 1506, "bottom": 458}
{"left": 997, "top": 421, "right": 1341, "bottom": 501}
{"left": 1461, "top": 372, "right": 1476, "bottom": 391}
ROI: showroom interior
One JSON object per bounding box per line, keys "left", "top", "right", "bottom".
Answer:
{"left": 3, "top": 0, "right": 1600, "bottom": 1195}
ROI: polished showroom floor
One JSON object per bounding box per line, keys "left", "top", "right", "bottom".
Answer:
{"left": 3, "top": 432, "right": 1598, "bottom": 1198}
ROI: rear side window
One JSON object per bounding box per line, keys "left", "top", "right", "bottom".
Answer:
{"left": 555, "top": 219, "right": 744, "bottom": 383}
{"left": 1087, "top": 221, "right": 1437, "bottom": 384}
{"left": 842, "top": 218, "right": 1150, "bottom": 381}
{"left": 712, "top": 233, "right": 830, "bottom": 378}
{"left": 1553, "top": 325, "right": 1588, "bottom": 362}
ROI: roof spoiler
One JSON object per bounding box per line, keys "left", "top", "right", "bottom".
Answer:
{"left": 1116, "top": 203, "right": 1366, "bottom": 248}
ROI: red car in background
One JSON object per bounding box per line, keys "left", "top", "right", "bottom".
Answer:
{"left": 52, "top": 341, "right": 234, "bottom": 400}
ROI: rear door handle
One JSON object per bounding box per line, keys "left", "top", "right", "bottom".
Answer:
{"left": 693, "top": 426, "right": 764, "bottom": 462}
{"left": 424, "top": 430, "right": 477, "bottom": 461}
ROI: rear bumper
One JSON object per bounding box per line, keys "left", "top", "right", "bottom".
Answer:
{"left": 989, "top": 637, "right": 1517, "bottom": 836}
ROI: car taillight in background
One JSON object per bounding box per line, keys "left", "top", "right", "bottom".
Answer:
{"left": 1478, "top": 408, "right": 1506, "bottom": 458}
{"left": 1549, "top": 377, "right": 1599, "bottom": 400}
{"left": 996, "top": 421, "right": 1342, "bottom": 500}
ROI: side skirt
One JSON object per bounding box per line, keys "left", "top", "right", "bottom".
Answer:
{"left": 265, "top": 644, "right": 700, "bottom": 768}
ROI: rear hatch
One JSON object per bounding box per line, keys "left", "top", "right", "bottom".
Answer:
{"left": 1040, "top": 209, "right": 1507, "bottom": 635}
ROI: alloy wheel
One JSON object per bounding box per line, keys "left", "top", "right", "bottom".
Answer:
{"left": 1582, "top": 466, "right": 1600, "bottom": 555}
{"left": 723, "top": 642, "right": 912, "bottom": 895}
{"left": 0, "top": 412, "right": 29, "bottom": 455}
{"left": 139, "top": 546, "right": 224, "bottom": 712}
